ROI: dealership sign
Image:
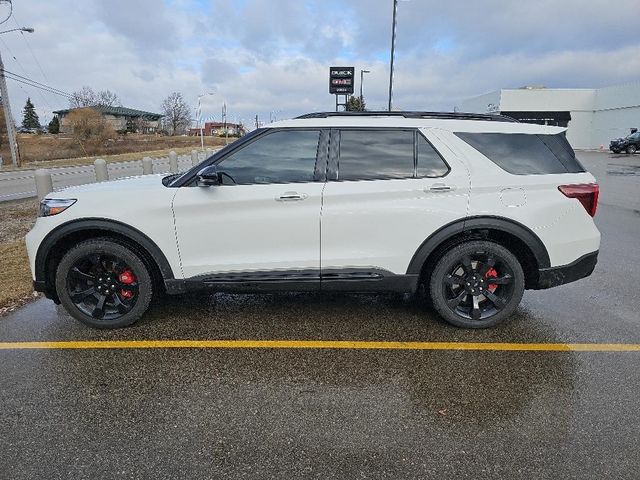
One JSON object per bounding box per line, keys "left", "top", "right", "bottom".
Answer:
{"left": 329, "top": 66, "right": 355, "bottom": 94}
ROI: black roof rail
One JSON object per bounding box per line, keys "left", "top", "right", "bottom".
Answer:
{"left": 295, "top": 111, "right": 519, "bottom": 122}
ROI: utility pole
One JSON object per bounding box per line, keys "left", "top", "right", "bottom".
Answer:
{"left": 197, "top": 96, "right": 204, "bottom": 151}
{"left": 197, "top": 92, "right": 215, "bottom": 151}
{"left": 360, "top": 69, "right": 370, "bottom": 107}
{"left": 388, "top": 0, "right": 398, "bottom": 111}
{"left": 0, "top": 50, "right": 20, "bottom": 167}
{"left": 222, "top": 102, "right": 228, "bottom": 145}
{"left": 255, "top": 114, "right": 259, "bottom": 129}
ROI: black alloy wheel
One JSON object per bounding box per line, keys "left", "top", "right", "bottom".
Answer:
{"left": 626, "top": 145, "right": 637, "bottom": 154}
{"left": 67, "top": 253, "right": 139, "bottom": 320}
{"left": 56, "top": 238, "right": 153, "bottom": 328}
{"left": 429, "top": 241, "right": 525, "bottom": 328}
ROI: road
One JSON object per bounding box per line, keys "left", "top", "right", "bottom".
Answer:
{"left": 0, "top": 152, "right": 638, "bottom": 479}
{"left": 0, "top": 152, "right": 211, "bottom": 202}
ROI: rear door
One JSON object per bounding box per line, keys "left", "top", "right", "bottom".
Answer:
{"left": 320, "top": 127, "right": 470, "bottom": 279}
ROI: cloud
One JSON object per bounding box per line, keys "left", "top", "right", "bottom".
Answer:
{"left": 2, "top": 0, "right": 639, "bottom": 128}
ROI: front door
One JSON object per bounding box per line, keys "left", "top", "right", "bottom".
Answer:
{"left": 172, "top": 128, "right": 327, "bottom": 282}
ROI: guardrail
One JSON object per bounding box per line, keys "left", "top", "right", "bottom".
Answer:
{"left": 0, "top": 148, "right": 216, "bottom": 202}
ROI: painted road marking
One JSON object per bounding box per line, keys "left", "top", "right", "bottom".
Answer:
{"left": 0, "top": 340, "right": 639, "bottom": 351}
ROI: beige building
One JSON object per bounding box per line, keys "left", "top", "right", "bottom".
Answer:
{"left": 52, "top": 106, "right": 163, "bottom": 134}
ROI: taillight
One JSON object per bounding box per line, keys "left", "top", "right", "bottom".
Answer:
{"left": 558, "top": 183, "right": 599, "bottom": 217}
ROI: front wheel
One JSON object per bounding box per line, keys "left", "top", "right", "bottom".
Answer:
{"left": 55, "top": 238, "right": 153, "bottom": 328}
{"left": 429, "top": 241, "right": 525, "bottom": 328}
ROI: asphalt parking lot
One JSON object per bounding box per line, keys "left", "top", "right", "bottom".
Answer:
{"left": 0, "top": 151, "right": 639, "bottom": 479}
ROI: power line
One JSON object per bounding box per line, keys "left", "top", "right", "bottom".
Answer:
{"left": 3, "top": 73, "right": 72, "bottom": 99}
{"left": 2, "top": 69, "right": 71, "bottom": 96}
{"left": 12, "top": 14, "right": 50, "bottom": 84}
{"left": 4, "top": 76, "right": 71, "bottom": 99}
{"left": 0, "top": 35, "right": 54, "bottom": 112}
{"left": 0, "top": 0, "right": 12, "bottom": 26}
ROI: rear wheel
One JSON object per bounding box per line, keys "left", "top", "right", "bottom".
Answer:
{"left": 429, "top": 240, "right": 525, "bottom": 328}
{"left": 626, "top": 145, "right": 637, "bottom": 154}
{"left": 55, "top": 238, "right": 153, "bottom": 328}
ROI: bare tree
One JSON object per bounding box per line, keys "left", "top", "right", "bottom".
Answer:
{"left": 69, "top": 86, "right": 98, "bottom": 108}
{"left": 161, "top": 92, "right": 191, "bottom": 135}
{"left": 97, "top": 89, "right": 121, "bottom": 108}
{"left": 69, "top": 87, "right": 122, "bottom": 108}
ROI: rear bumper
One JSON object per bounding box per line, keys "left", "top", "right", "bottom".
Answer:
{"left": 534, "top": 251, "right": 598, "bottom": 289}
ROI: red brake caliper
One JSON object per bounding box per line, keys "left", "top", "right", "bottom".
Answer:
{"left": 485, "top": 268, "right": 498, "bottom": 293}
{"left": 118, "top": 270, "right": 135, "bottom": 299}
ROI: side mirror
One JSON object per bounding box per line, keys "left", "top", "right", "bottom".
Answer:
{"left": 196, "top": 165, "right": 222, "bottom": 186}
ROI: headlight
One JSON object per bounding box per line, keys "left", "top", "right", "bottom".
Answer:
{"left": 39, "top": 198, "right": 76, "bottom": 217}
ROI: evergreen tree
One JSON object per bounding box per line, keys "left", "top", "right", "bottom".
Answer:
{"left": 22, "top": 98, "right": 41, "bottom": 129}
{"left": 48, "top": 115, "right": 60, "bottom": 134}
{"left": 346, "top": 95, "right": 366, "bottom": 112}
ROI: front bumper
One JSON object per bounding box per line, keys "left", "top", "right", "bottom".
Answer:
{"left": 535, "top": 251, "right": 598, "bottom": 289}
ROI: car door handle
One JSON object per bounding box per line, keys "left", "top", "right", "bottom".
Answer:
{"left": 276, "top": 192, "right": 308, "bottom": 201}
{"left": 427, "top": 183, "right": 455, "bottom": 192}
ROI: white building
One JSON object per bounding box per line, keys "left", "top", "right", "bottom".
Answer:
{"left": 458, "top": 82, "right": 640, "bottom": 149}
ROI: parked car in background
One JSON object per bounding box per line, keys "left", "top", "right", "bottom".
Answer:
{"left": 610, "top": 130, "right": 640, "bottom": 154}
{"left": 18, "top": 127, "right": 39, "bottom": 134}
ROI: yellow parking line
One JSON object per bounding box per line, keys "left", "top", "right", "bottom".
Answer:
{"left": 0, "top": 340, "right": 639, "bottom": 351}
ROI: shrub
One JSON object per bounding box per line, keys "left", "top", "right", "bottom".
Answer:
{"left": 67, "top": 108, "right": 115, "bottom": 155}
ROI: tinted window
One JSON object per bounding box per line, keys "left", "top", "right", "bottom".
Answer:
{"left": 338, "top": 130, "right": 414, "bottom": 180}
{"left": 417, "top": 133, "right": 449, "bottom": 177}
{"left": 218, "top": 130, "right": 320, "bottom": 184}
{"left": 455, "top": 132, "right": 585, "bottom": 175}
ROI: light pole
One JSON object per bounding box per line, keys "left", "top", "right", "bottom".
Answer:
{"left": 360, "top": 69, "right": 370, "bottom": 107}
{"left": 0, "top": 26, "right": 34, "bottom": 167}
{"left": 197, "top": 92, "right": 215, "bottom": 151}
{"left": 388, "top": 0, "right": 398, "bottom": 111}
{"left": 269, "top": 110, "right": 281, "bottom": 123}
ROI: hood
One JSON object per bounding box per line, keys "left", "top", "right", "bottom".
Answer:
{"left": 47, "top": 174, "right": 168, "bottom": 198}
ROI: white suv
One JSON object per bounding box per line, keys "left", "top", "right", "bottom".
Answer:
{"left": 26, "top": 112, "right": 600, "bottom": 329}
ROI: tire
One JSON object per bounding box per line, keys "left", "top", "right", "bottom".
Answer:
{"left": 626, "top": 145, "right": 637, "bottom": 154}
{"left": 55, "top": 238, "right": 153, "bottom": 329}
{"left": 429, "top": 240, "right": 525, "bottom": 328}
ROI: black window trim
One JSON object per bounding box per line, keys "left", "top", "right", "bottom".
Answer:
{"left": 328, "top": 127, "right": 450, "bottom": 183}
{"left": 174, "top": 127, "right": 328, "bottom": 187}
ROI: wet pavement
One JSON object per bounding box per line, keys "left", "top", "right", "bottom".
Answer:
{"left": 1, "top": 152, "right": 639, "bottom": 479}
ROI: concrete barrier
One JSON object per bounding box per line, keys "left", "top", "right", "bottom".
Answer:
{"left": 169, "top": 151, "right": 178, "bottom": 173}
{"left": 142, "top": 157, "right": 153, "bottom": 175}
{"left": 94, "top": 158, "right": 108, "bottom": 182}
{"left": 191, "top": 150, "right": 199, "bottom": 166}
{"left": 34, "top": 169, "right": 53, "bottom": 200}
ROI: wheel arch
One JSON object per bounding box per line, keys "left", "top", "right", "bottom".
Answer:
{"left": 407, "top": 216, "right": 550, "bottom": 290}
{"left": 35, "top": 218, "right": 175, "bottom": 301}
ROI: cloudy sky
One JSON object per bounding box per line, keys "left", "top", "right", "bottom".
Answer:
{"left": 3, "top": 0, "right": 640, "bottom": 127}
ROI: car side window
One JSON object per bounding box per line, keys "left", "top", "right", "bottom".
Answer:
{"left": 417, "top": 133, "right": 449, "bottom": 177}
{"left": 217, "top": 130, "right": 321, "bottom": 185}
{"left": 338, "top": 129, "right": 414, "bottom": 181}
{"left": 455, "top": 132, "right": 585, "bottom": 175}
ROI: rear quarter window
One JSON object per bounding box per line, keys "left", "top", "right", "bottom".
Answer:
{"left": 455, "top": 132, "right": 585, "bottom": 175}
